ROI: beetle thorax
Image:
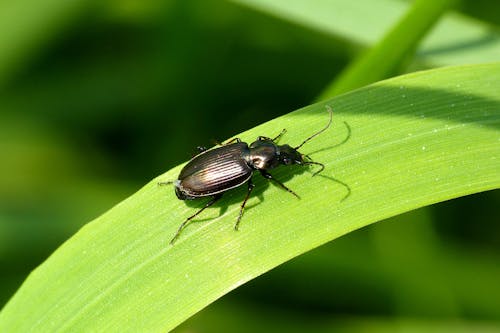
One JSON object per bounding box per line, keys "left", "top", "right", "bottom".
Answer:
{"left": 247, "top": 140, "right": 280, "bottom": 170}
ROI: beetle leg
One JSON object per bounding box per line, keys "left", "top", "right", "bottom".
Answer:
{"left": 170, "top": 194, "right": 223, "bottom": 245}
{"left": 259, "top": 170, "right": 300, "bottom": 199}
{"left": 271, "top": 128, "right": 286, "bottom": 142}
{"left": 221, "top": 137, "right": 241, "bottom": 145}
{"left": 234, "top": 180, "right": 255, "bottom": 231}
{"left": 211, "top": 138, "right": 241, "bottom": 147}
{"left": 258, "top": 128, "right": 286, "bottom": 142}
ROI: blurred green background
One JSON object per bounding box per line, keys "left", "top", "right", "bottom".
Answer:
{"left": 1, "top": 0, "right": 499, "bottom": 331}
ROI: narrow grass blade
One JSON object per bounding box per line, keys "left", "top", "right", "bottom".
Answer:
{"left": 0, "top": 63, "right": 498, "bottom": 332}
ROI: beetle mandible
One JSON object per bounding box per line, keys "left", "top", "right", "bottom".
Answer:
{"left": 160, "top": 105, "right": 350, "bottom": 244}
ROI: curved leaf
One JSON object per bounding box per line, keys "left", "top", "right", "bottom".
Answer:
{"left": 231, "top": 0, "right": 500, "bottom": 66}
{"left": 0, "top": 63, "right": 499, "bottom": 331}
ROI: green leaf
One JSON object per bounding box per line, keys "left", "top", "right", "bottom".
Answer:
{"left": 231, "top": 0, "right": 500, "bottom": 66}
{"left": 1, "top": 63, "right": 499, "bottom": 331}
{"left": 319, "top": 0, "right": 456, "bottom": 98}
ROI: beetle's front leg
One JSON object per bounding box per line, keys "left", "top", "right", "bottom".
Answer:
{"left": 257, "top": 128, "right": 286, "bottom": 142}
{"left": 259, "top": 170, "right": 300, "bottom": 199}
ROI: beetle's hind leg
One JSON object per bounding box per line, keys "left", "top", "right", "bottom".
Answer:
{"left": 216, "top": 137, "right": 241, "bottom": 146}
{"left": 170, "top": 194, "right": 222, "bottom": 245}
{"left": 234, "top": 180, "right": 255, "bottom": 231}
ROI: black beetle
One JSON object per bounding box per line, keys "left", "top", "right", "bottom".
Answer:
{"left": 160, "top": 105, "right": 349, "bottom": 244}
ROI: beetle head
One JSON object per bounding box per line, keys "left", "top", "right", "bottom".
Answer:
{"left": 249, "top": 106, "right": 334, "bottom": 175}
{"left": 278, "top": 144, "right": 325, "bottom": 176}
{"left": 277, "top": 144, "right": 303, "bottom": 166}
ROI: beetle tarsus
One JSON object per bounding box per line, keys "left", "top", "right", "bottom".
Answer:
{"left": 257, "top": 128, "right": 286, "bottom": 143}
{"left": 272, "top": 128, "right": 286, "bottom": 142}
{"left": 259, "top": 170, "right": 300, "bottom": 199}
{"left": 235, "top": 180, "right": 255, "bottom": 230}
{"left": 170, "top": 194, "right": 222, "bottom": 245}
{"left": 222, "top": 137, "right": 242, "bottom": 145}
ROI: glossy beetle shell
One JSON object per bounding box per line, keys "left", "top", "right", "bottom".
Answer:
{"left": 161, "top": 107, "right": 347, "bottom": 245}
{"left": 175, "top": 142, "right": 252, "bottom": 199}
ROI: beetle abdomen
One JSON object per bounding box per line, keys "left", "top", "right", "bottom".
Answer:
{"left": 177, "top": 142, "right": 252, "bottom": 197}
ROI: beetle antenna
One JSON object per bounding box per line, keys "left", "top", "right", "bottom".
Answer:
{"left": 294, "top": 105, "right": 333, "bottom": 150}
{"left": 158, "top": 181, "right": 173, "bottom": 186}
